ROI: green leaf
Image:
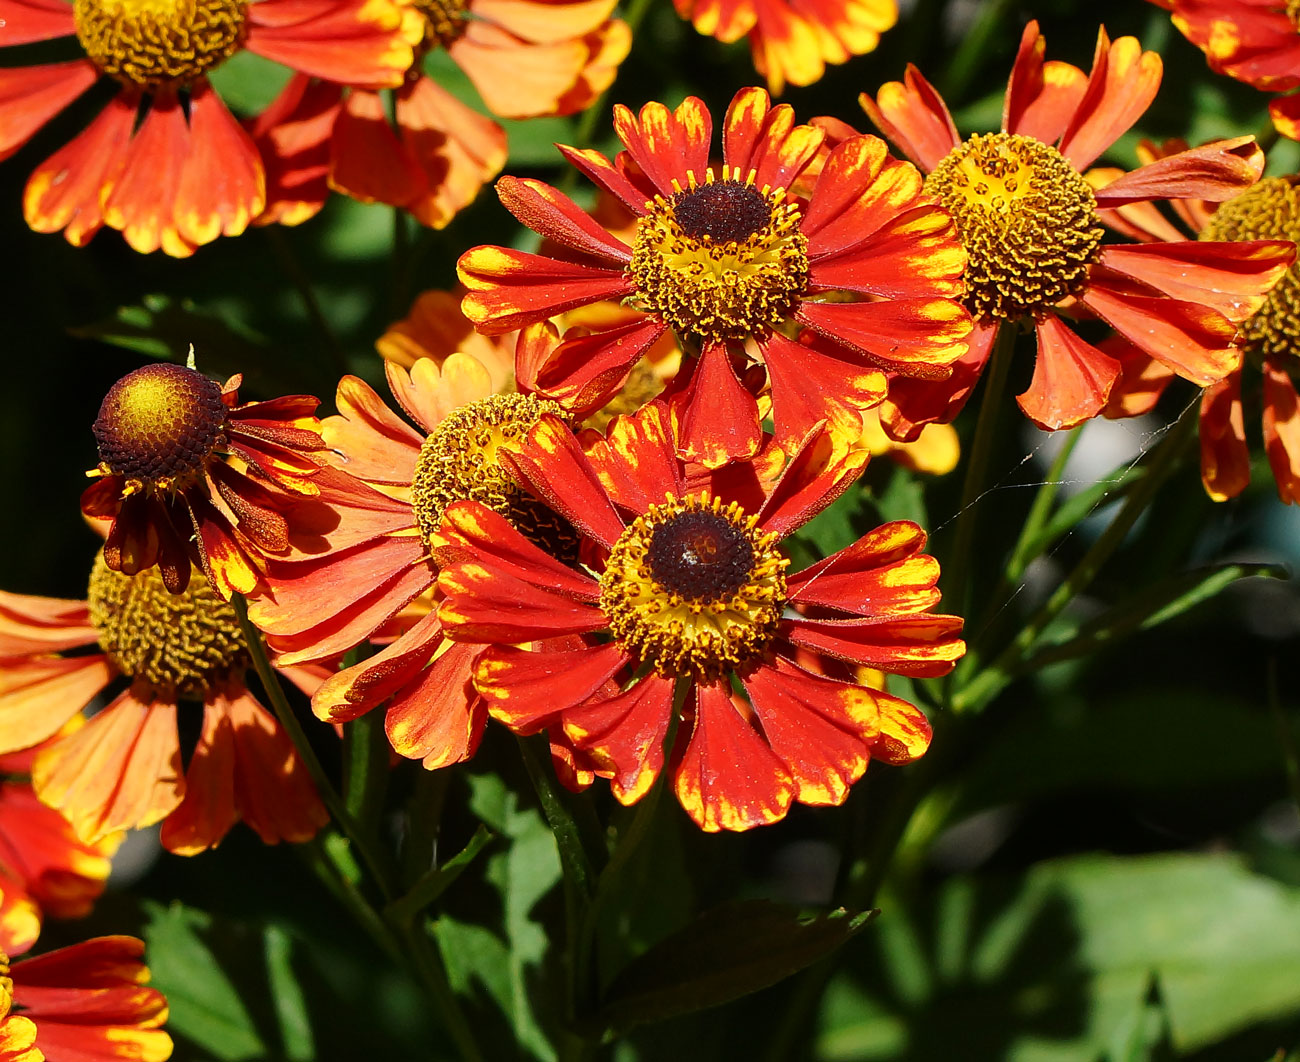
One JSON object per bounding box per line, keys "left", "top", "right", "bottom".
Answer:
{"left": 387, "top": 825, "right": 495, "bottom": 927}
{"left": 1026, "top": 562, "right": 1287, "bottom": 669}
{"left": 142, "top": 902, "right": 267, "bottom": 1061}
{"left": 598, "top": 901, "right": 876, "bottom": 1032}
{"left": 263, "top": 925, "right": 314, "bottom": 1062}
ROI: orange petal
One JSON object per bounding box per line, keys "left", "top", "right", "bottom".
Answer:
{"left": 0, "top": 60, "right": 97, "bottom": 162}
{"left": 0, "top": 655, "right": 113, "bottom": 754}
{"left": 250, "top": 74, "right": 341, "bottom": 227}
{"left": 175, "top": 81, "right": 265, "bottom": 246}
{"left": 1017, "top": 314, "right": 1120, "bottom": 431}
{"left": 0, "top": 0, "right": 77, "bottom": 44}
{"left": 1262, "top": 359, "right": 1300, "bottom": 505}
{"left": 859, "top": 65, "right": 958, "bottom": 173}
{"left": 1199, "top": 373, "right": 1250, "bottom": 503}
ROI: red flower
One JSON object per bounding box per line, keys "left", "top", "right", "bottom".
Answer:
{"left": 0, "top": 561, "right": 329, "bottom": 853}
{"left": 252, "top": 0, "right": 629, "bottom": 229}
{"left": 0, "top": 0, "right": 420, "bottom": 254}
{"left": 8, "top": 936, "right": 172, "bottom": 1061}
{"left": 861, "top": 20, "right": 1293, "bottom": 433}
{"left": 433, "top": 402, "right": 964, "bottom": 832}
{"left": 1155, "top": 0, "right": 1300, "bottom": 140}
{"left": 458, "top": 86, "right": 970, "bottom": 464}
{"left": 1099, "top": 141, "right": 1300, "bottom": 503}
{"left": 80, "top": 362, "right": 327, "bottom": 598}
{"left": 672, "top": 0, "right": 897, "bottom": 94}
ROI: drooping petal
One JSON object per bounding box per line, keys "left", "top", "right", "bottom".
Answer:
{"left": 880, "top": 317, "right": 999, "bottom": 441}
{"left": 562, "top": 672, "right": 673, "bottom": 805}
{"left": 756, "top": 420, "right": 869, "bottom": 538}
{"left": 0, "top": 591, "right": 98, "bottom": 656}
{"left": 0, "top": 655, "right": 113, "bottom": 754}
{"left": 1262, "top": 359, "right": 1300, "bottom": 505}
{"left": 1017, "top": 315, "right": 1120, "bottom": 431}
{"left": 760, "top": 331, "right": 887, "bottom": 451}
{"left": 384, "top": 640, "right": 487, "bottom": 769}
{"left": 0, "top": 60, "right": 97, "bottom": 162}
{"left": 310, "top": 609, "right": 442, "bottom": 722}
{"left": 174, "top": 81, "right": 265, "bottom": 247}
{"left": 246, "top": 0, "right": 419, "bottom": 90}
{"left": 1199, "top": 373, "right": 1251, "bottom": 503}
{"left": 249, "top": 74, "right": 341, "bottom": 227}
{"left": 528, "top": 315, "right": 667, "bottom": 413}
{"left": 673, "top": 343, "right": 763, "bottom": 469}
{"left": 329, "top": 88, "right": 428, "bottom": 214}
{"left": 1092, "top": 136, "right": 1265, "bottom": 207}
{"left": 480, "top": 641, "right": 628, "bottom": 734}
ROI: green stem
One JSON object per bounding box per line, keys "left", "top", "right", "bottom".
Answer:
{"left": 233, "top": 596, "right": 394, "bottom": 901}
{"left": 940, "top": 0, "right": 1016, "bottom": 101}
{"left": 403, "top": 922, "right": 488, "bottom": 1062}
{"left": 401, "top": 766, "right": 452, "bottom": 891}
{"left": 343, "top": 711, "right": 392, "bottom": 847}
{"left": 953, "top": 406, "right": 1197, "bottom": 714}
{"left": 943, "top": 322, "right": 1014, "bottom": 621}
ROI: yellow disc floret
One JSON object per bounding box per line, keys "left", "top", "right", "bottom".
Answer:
{"left": 925, "top": 132, "right": 1104, "bottom": 321}
{"left": 88, "top": 553, "right": 247, "bottom": 699}
{"left": 1200, "top": 176, "right": 1300, "bottom": 363}
{"left": 92, "top": 363, "right": 226, "bottom": 487}
{"left": 74, "top": 0, "right": 247, "bottom": 88}
{"left": 599, "top": 495, "right": 788, "bottom": 680}
{"left": 411, "top": 0, "right": 466, "bottom": 51}
{"left": 628, "top": 168, "right": 809, "bottom": 346}
{"left": 410, "top": 394, "right": 577, "bottom": 555}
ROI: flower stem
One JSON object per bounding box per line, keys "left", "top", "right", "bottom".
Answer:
{"left": 952, "top": 405, "right": 1197, "bottom": 713}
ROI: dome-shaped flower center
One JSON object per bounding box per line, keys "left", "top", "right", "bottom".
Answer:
{"left": 628, "top": 170, "right": 809, "bottom": 346}
{"left": 925, "top": 132, "right": 1104, "bottom": 321}
{"left": 1200, "top": 176, "right": 1300, "bottom": 363}
{"left": 410, "top": 394, "right": 577, "bottom": 557}
{"left": 599, "top": 495, "right": 788, "bottom": 680}
{"left": 87, "top": 553, "right": 247, "bottom": 699}
{"left": 412, "top": 0, "right": 466, "bottom": 51}
{"left": 74, "top": 0, "right": 247, "bottom": 88}
{"left": 93, "top": 363, "right": 226, "bottom": 485}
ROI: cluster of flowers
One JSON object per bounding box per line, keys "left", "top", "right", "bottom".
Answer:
{"left": 3, "top": 6, "right": 1300, "bottom": 1054}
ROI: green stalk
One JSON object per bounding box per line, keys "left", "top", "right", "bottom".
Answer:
{"left": 953, "top": 406, "right": 1197, "bottom": 714}
{"left": 343, "top": 711, "right": 393, "bottom": 848}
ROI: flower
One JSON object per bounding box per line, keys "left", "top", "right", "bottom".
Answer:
{"left": 252, "top": 0, "right": 630, "bottom": 229}
{"left": 247, "top": 347, "right": 574, "bottom": 770}
{"left": 0, "top": 742, "right": 117, "bottom": 957}
{"left": 458, "top": 86, "right": 970, "bottom": 464}
{"left": 0, "top": 557, "right": 329, "bottom": 853}
{"left": 80, "top": 361, "right": 327, "bottom": 598}
{"left": 1154, "top": 0, "right": 1300, "bottom": 140}
{"left": 5, "top": 935, "right": 172, "bottom": 1061}
{"left": 0, "top": 0, "right": 419, "bottom": 254}
{"left": 861, "top": 20, "right": 1294, "bottom": 433}
{"left": 432, "top": 402, "right": 965, "bottom": 832}
{"left": 673, "top": 0, "right": 896, "bottom": 94}
{"left": 1098, "top": 142, "right": 1300, "bottom": 503}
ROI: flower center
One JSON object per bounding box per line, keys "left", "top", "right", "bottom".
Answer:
{"left": 410, "top": 394, "right": 578, "bottom": 557}
{"left": 92, "top": 363, "right": 227, "bottom": 486}
{"left": 0, "top": 953, "right": 10, "bottom": 1022}
{"left": 925, "top": 132, "right": 1104, "bottom": 321}
{"left": 87, "top": 553, "right": 248, "bottom": 699}
{"left": 1289, "top": 0, "right": 1300, "bottom": 29}
{"left": 628, "top": 170, "right": 809, "bottom": 346}
{"left": 412, "top": 0, "right": 466, "bottom": 52}
{"left": 599, "top": 495, "right": 788, "bottom": 680}
{"left": 73, "top": 0, "right": 247, "bottom": 88}
{"left": 1201, "top": 176, "right": 1300, "bottom": 363}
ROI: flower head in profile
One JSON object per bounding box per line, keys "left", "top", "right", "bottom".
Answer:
{"left": 1153, "top": 0, "right": 1300, "bottom": 141}
{"left": 672, "top": 0, "right": 897, "bottom": 94}
{"left": 0, "top": 0, "right": 420, "bottom": 254}
{"left": 3, "top": 935, "right": 172, "bottom": 1061}
{"left": 0, "top": 558, "right": 328, "bottom": 853}
{"left": 0, "top": 741, "right": 116, "bottom": 957}
{"left": 253, "top": 0, "right": 630, "bottom": 230}
{"left": 862, "top": 20, "right": 1294, "bottom": 434}
{"left": 1098, "top": 142, "right": 1300, "bottom": 504}
{"left": 459, "top": 86, "right": 970, "bottom": 464}
{"left": 81, "top": 361, "right": 327, "bottom": 598}
{"left": 433, "top": 402, "right": 964, "bottom": 832}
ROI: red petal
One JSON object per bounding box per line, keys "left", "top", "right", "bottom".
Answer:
{"left": 531, "top": 314, "right": 667, "bottom": 412}
{"left": 1058, "top": 28, "right": 1162, "bottom": 170}
{"left": 1199, "top": 373, "right": 1250, "bottom": 503}
{"left": 797, "top": 296, "right": 970, "bottom": 377}
{"left": 612, "top": 96, "right": 710, "bottom": 197}
{"left": 480, "top": 641, "right": 627, "bottom": 734}
{"left": 1093, "top": 137, "right": 1265, "bottom": 206}
{"left": 673, "top": 343, "right": 762, "bottom": 469}
{"left": 761, "top": 331, "right": 886, "bottom": 451}
{"left": 436, "top": 562, "right": 607, "bottom": 642}
{"left": 783, "top": 613, "right": 965, "bottom": 675}
{"left": 787, "top": 520, "right": 939, "bottom": 614}
{"left": 0, "top": 0, "right": 76, "bottom": 44}
{"left": 881, "top": 317, "right": 998, "bottom": 441}
{"left": 757, "top": 421, "right": 869, "bottom": 538}
{"left": 498, "top": 176, "right": 631, "bottom": 263}
{"left": 249, "top": 74, "right": 340, "bottom": 227}
{"left": 0, "top": 60, "right": 96, "bottom": 161}
{"left": 562, "top": 672, "right": 673, "bottom": 805}
{"left": 329, "top": 88, "right": 427, "bottom": 211}
{"left": 1262, "top": 360, "right": 1300, "bottom": 505}
{"left": 557, "top": 143, "right": 651, "bottom": 214}
{"left": 175, "top": 82, "right": 265, "bottom": 245}
{"left": 582, "top": 400, "right": 684, "bottom": 513}
{"left": 309, "top": 610, "right": 440, "bottom": 722}
{"left": 859, "top": 65, "right": 958, "bottom": 172}
{"left": 385, "top": 641, "right": 487, "bottom": 768}
{"left": 722, "top": 86, "right": 822, "bottom": 190}
{"left": 101, "top": 91, "right": 195, "bottom": 256}
{"left": 458, "top": 245, "right": 630, "bottom": 334}
{"left": 1002, "top": 21, "right": 1088, "bottom": 144}
{"left": 809, "top": 202, "right": 966, "bottom": 300}
{"left": 1016, "top": 315, "right": 1120, "bottom": 431}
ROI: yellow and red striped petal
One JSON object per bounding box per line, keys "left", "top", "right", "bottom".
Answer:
{"left": 880, "top": 318, "right": 999, "bottom": 441}
{"left": 498, "top": 176, "right": 632, "bottom": 264}
{"left": 555, "top": 144, "right": 649, "bottom": 214}
{"left": 458, "top": 245, "right": 631, "bottom": 334}
{"left": 383, "top": 641, "right": 487, "bottom": 768}
{"left": 437, "top": 561, "right": 607, "bottom": 642}
{"left": 1262, "top": 359, "right": 1300, "bottom": 505}
{"left": 250, "top": 74, "right": 340, "bottom": 228}
{"left": 1199, "top": 373, "right": 1251, "bottom": 503}
{"left": 808, "top": 202, "right": 965, "bottom": 299}
{"left": 32, "top": 690, "right": 183, "bottom": 845}
{"left": 787, "top": 520, "right": 938, "bottom": 613}
{"left": 0, "top": 61, "right": 97, "bottom": 163}
{"left": 612, "top": 97, "right": 712, "bottom": 196}
{"left": 756, "top": 419, "right": 869, "bottom": 538}
{"left": 870, "top": 691, "right": 933, "bottom": 765}
{"left": 722, "top": 86, "right": 822, "bottom": 190}
{"left": 1017, "top": 315, "right": 1121, "bottom": 432}
{"left": 796, "top": 295, "right": 969, "bottom": 377}
{"left": 1002, "top": 21, "right": 1087, "bottom": 145}
{"left": 859, "top": 65, "right": 959, "bottom": 173}
{"left": 784, "top": 612, "right": 965, "bottom": 675}
{"left": 1270, "top": 93, "right": 1300, "bottom": 141}
{"left": 672, "top": 0, "right": 755, "bottom": 43}
{"left": 1080, "top": 280, "right": 1239, "bottom": 386}
{"left": 1058, "top": 28, "right": 1163, "bottom": 171}
{"left": 761, "top": 331, "right": 886, "bottom": 451}
{"left": 673, "top": 343, "right": 763, "bottom": 470}
{"left": 479, "top": 641, "right": 628, "bottom": 734}
{"left": 245, "top": 0, "right": 419, "bottom": 90}
{"left": 562, "top": 673, "right": 674, "bottom": 805}
{"left": 672, "top": 683, "right": 791, "bottom": 832}
{"left": 582, "top": 400, "right": 684, "bottom": 511}
{"left": 529, "top": 316, "right": 667, "bottom": 414}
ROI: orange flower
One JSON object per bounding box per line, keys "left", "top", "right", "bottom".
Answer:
{"left": 6, "top": 935, "right": 172, "bottom": 1061}
{"left": 253, "top": 0, "right": 630, "bottom": 229}
{"left": 1155, "top": 0, "right": 1300, "bottom": 140}
{"left": 0, "top": 0, "right": 419, "bottom": 254}
{"left": 432, "top": 401, "right": 964, "bottom": 832}
{"left": 861, "top": 20, "right": 1293, "bottom": 433}
{"left": 80, "top": 362, "right": 327, "bottom": 598}
{"left": 673, "top": 0, "right": 896, "bottom": 94}
{"left": 459, "top": 86, "right": 970, "bottom": 465}
{"left": 1098, "top": 141, "right": 1300, "bottom": 503}
{"left": 0, "top": 559, "right": 329, "bottom": 854}
{"left": 0, "top": 743, "right": 116, "bottom": 957}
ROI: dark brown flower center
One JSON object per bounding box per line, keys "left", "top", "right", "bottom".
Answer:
{"left": 412, "top": 0, "right": 467, "bottom": 51}
{"left": 93, "top": 363, "right": 226, "bottom": 484}
{"left": 672, "top": 181, "right": 772, "bottom": 242}
{"left": 647, "top": 509, "right": 755, "bottom": 601}
{"left": 73, "top": 0, "right": 247, "bottom": 88}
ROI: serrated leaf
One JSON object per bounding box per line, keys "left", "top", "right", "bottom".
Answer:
{"left": 598, "top": 901, "right": 876, "bottom": 1032}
